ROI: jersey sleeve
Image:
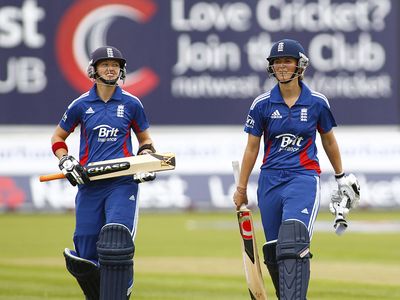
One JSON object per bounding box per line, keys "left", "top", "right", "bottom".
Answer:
{"left": 59, "top": 101, "right": 82, "bottom": 133}
{"left": 317, "top": 102, "right": 337, "bottom": 134}
{"left": 130, "top": 101, "right": 150, "bottom": 133}
{"left": 244, "top": 101, "right": 264, "bottom": 137}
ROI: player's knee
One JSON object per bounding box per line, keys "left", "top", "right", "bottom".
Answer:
{"left": 276, "top": 220, "right": 311, "bottom": 261}
{"left": 97, "top": 223, "right": 135, "bottom": 264}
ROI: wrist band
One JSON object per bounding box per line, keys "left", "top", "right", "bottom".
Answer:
{"left": 52, "top": 141, "right": 68, "bottom": 155}
{"left": 335, "top": 172, "right": 345, "bottom": 179}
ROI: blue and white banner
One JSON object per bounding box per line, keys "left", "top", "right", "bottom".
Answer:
{"left": 0, "top": 0, "right": 398, "bottom": 125}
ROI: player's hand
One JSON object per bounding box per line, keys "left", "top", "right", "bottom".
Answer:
{"left": 133, "top": 172, "right": 156, "bottom": 183}
{"left": 335, "top": 173, "right": 360, "bottom": 208}
{"left": 58, "top": 155, "right": 90, "bottom": 186}
{"left": 329, "top": 190, "right": 349, "bottom": 216}
{"left": 233, "top": 186, "right": 248, "bottom": 210}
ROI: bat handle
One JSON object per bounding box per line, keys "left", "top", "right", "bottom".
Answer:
{"left": 39, "top": 173, "right": 66, "bottom": 182}
{"left": 232, "top": 160, "right": 240, "bottom": 185}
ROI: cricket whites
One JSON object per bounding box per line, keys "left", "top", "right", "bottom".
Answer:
{"left": 232, "top": 161, "right": 268, "bottom": 300}
{"left": 39, "top": 152, "right": 175, "bottom": 182}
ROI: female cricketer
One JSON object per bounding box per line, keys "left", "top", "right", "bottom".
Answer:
{"left": 233, "top": 39, "right": 360, "bottom": 299}
{"left": 51, "top": 46, "right": 155, "bottom": 300}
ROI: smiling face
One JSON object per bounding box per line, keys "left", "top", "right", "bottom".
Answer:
{"left": 271, "top": 57, "right": 298, "bottom": 83}
{"left": 96, "top": 59, "right": 121, "bottom": 82}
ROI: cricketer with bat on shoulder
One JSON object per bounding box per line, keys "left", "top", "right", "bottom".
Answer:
{"left": 47, "top": 46, "right": 175, "bottom": 300}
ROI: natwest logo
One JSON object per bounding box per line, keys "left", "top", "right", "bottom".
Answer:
{"left": 55, "top": 0, "right": 159, "bottom": 97}
{"left": 276, "top": 133, "right": 304, "bottom": 152}
{"left": 94, "top": 124, "right": 119, "bottom": 142}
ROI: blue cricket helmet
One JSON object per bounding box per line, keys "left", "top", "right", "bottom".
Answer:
{"left": 267, "top": 39, "right": 309, "bottom": 82}
{"left": 87, "top": 46, "right": 126, "bottom": 81}
{"left": 89, "top": 46, "right": 126, "bottom": 67}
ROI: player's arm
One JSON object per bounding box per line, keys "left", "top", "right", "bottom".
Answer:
{"left": 233, "top": 134, "right": 261, "bottom": 210}
{"left": 51, "top": 125, "right": 70, "bottom": 159}
{"left": 135, "top": 129, "right": 155, "bottom": 155}
{"left": 321, "top": 129, "right": 360, "bottom": 209}
{"left": 320, "top": 129, "right": 342, "bottom": 174}
{"left": 134, "top": 129, "right": 156, "bottom": 183}
{"left": 51, "top": 125, "right": 89, "bottom": 186}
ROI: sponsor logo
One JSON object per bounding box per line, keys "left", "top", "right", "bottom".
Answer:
{"left": 301, "top": 108, "right": 308, "bottom": 122}
{"left": 93, "top": 124, "right": 119, "bottom": 142}
{"left": 62, "top": 111, "right": 67, "bottom": 122}
{"left": 55, "top": 0, "right": 159, "bottom": 97}
{"left": 271, "top": 109, "right": 282, "bottom": 119}
{"left": 275, "top": 133, "right": 304, "bottom": 152}
{"left": 301, "top": 208, "right": 309, "bottom": 214}
{"left": 238, "top": 211, "right": 253, "bottom": 241}
{"left": 86, "top": 107, "right": 95, "bottom": 114}
{"left": 86, "top": 162, "right": 130, "bottom": 176}
{"left": 245, "top": 115, "right": 255, "bottom": 128}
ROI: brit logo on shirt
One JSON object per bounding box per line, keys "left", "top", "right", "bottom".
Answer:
{"left": 117, "top": 105, "right": 124, "bottom": 118}
{"left": 300, "top": 108, "right": 308, "bottom": 122}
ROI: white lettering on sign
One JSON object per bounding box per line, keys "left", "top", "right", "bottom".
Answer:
{"left": 171, "top": 0, "right": 251, "bottom": 32}
{"left": 309, "top": 33, "right": 385, "bottom": 72}
{"left": 0, "top": 57, "right": 47, "bottom": 93}
{"left": 256, "top": 0, "right": 391, "bottom": 32}
{"left": 0, "top": 0, "right": 45, "bottom": 48}
{"left": 173, "top": 34, "right": 240, "bottom": 75}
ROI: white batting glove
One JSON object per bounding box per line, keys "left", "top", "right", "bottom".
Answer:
{"left": 133, "top": 172, "right": 156, "bottom": 184}
{"left": 329, "top": 190, "right": 349, "bottom": 216}
{"left": 335, "top": 173, "right": 360, "bottom": 209}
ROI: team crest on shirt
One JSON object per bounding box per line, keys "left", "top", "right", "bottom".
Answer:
{"left": 117, "top": 105, "right": 124, "bottom": 118}
{"left": 300, "top": 108, "right": 308, "bottom": 122}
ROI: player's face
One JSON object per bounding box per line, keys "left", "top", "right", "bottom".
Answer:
{"left": 96, "top": 60, "right": 121, "bottom": 81}
{"left": 272, "top": 57, "right": 298, "bottom": 82}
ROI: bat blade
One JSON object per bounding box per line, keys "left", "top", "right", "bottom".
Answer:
{"left": 39, "top": 152, "right": 175, "bottom": 182}
{"left": 237, "top": 208, "right": 268, "bottom": 300}
{"left": 232, "top": 160, "right": 268, "bottom": 300}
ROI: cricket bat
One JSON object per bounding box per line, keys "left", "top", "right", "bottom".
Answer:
{"left": 39, "top": 152, "right": 175, "bottom": 182}
{"left": 232, "top": 161, "right": 268, "bottom": 300}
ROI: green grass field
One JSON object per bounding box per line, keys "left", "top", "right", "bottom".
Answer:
{"left": 0, "top": 211, "right": 399, "bottom": 299}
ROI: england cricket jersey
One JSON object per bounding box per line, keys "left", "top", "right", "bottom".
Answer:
{"left": 245, "top": 82, "right": 336, "bottom": 175}
{"left": 59, "top": 85, "right": 149, "bottom": 166}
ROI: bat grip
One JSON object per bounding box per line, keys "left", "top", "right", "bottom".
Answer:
{"left": 39, "top": 173, "right": 66, "bottom": 182}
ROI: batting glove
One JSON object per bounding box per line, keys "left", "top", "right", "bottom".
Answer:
{"left": 335, "top": 173, "right": 360, "bottom": 209}
{"left": 59, "top": 155, "right": 90, "bottom": 186}
{"left": 133, "top": 172, "right": 156, "bottom": 183}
